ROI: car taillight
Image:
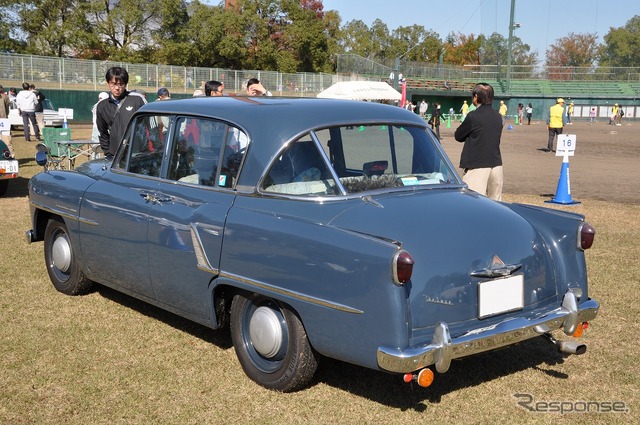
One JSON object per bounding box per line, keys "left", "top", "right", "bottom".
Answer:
{"left": 578, "top": 222, "right": 595, "bottom": 250}
{"left": 392, "top": 249, "right": 414, "bottom": 285}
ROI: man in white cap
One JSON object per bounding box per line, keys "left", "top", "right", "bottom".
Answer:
{"left": 546, "top": 97, "right": 566, "bottom": 152}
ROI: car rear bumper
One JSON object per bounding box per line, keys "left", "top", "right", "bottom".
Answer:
{"left": 377, "top": 289, "right": 599, "bottom": 374}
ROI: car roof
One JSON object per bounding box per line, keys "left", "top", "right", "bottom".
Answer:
{"left": 137, "top": 97, "right": 428, "bottom": 187}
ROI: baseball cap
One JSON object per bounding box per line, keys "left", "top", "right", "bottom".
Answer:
{"left": 157, "top": 87, "right": 170, "bottom": 97}
{"left": 557, "top": 97, "right": 565, "bottom": 103}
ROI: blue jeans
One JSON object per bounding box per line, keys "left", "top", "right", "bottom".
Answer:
{"left": 21, "top": 111, "right": 41, "bottom": 141}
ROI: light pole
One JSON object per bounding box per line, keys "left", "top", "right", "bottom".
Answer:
{"left": 393, "top": 43, "right": 424, "bottom": 91}
{"left": 505, "top": 0, "right": 519, "bottom": 93}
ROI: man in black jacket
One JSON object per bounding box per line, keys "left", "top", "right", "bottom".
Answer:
{"left": 453, "top": 83, "right": 504, "bottom": 201}
{"left": 96, "top": 67, "right": 147, "bottom": 158}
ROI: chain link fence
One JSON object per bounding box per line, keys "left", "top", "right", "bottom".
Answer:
{"left": 0, "top": 53, "right": 377, "bottom": 96}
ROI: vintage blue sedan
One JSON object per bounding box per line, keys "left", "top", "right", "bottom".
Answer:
{"left": 26, "top": 97, "right": 599, "bottom": 391}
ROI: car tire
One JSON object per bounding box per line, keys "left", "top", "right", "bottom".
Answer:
{"left": 0, "top": 180, "right": 8, "bottom": 197}
{"left": 44, "top": 217, "right": 93, "bottom": 295}
{"left": 230, "top": 293, "right": 318, "bottom": 392}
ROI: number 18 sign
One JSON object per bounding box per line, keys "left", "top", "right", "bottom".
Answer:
{"left": 556, "top": 134, "right": 577, "bottom": 156}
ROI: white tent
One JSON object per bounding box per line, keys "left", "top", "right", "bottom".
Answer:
{"left": 316, "top": 81, "right": 401, "bottom": 101}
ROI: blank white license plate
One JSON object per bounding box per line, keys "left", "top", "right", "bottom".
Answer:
{"left": 478, "top": 274, "right": 524, "bottom": 319}
{"left": 0, "top": 160, "right": 19, "bottom": 174}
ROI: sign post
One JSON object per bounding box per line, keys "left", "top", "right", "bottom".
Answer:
{"left": 545, "top": 134, "right": 580, "bottom": 205}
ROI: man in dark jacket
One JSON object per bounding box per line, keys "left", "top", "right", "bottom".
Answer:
{"left": 453, "top": 83, "right": 504, "bottom": 201}
{"left": 96, "top": 67, "right": 146, "bottom": 158}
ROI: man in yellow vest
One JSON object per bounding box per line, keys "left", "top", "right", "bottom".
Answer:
{"left": 546, "top": 97, "right": 566, "bottom": 152}
{"left": 498, "top": 100, "right": 508, "bottom": 126}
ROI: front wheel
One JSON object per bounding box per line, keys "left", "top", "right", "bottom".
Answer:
{"left": 44, "top": 217, "right": 93, "bottom": 295}
{"left": 230, "top": 293, "right": 318, "bottom": 392}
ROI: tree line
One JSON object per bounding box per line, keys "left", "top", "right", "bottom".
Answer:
{"left": 1, "top": 0, "right": 638, "bottom": 72}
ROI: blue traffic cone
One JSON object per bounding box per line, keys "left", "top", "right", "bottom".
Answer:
{"left": 545, "top": 156, "right": 580, "bottom": 205}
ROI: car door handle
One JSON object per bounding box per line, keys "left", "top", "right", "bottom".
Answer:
{"left": 140, "top": 192, "right": 173, "bottom": 204}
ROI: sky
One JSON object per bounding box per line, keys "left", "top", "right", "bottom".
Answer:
{"left": 321, "top": 0, "right": 640, "bottom": 58}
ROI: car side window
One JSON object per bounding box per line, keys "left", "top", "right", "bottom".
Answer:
{"left": 168, "top": 117, "right": 226, "bottom": 186}
{"left": 262, "top": 137, "right": 339, "bottom": 196}
{"left": 116, "top": 115, "right": 165, "bottom": 177}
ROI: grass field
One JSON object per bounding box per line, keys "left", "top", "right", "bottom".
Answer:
{"left": 1, "top": 125, "right": 638, "bottom": 424}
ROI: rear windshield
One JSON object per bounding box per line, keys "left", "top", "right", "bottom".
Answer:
{"left": 261, "top": 124, "right": 459, "bottom": 196}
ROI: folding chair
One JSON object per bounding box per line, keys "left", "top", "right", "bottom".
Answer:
{"left": 41, "top": 128, "right": 73, "bottom": 169}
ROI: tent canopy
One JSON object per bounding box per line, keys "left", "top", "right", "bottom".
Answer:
{"left": 316, "top": 81, "right": 401, "bottom": 101}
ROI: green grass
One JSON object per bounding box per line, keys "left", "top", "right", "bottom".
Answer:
{"left": 1, "top": 127, "right": 638, "bottom": 424}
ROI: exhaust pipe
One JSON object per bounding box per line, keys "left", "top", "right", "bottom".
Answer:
{"left": 544, "top": 333, "right": 587, "bottom": 355}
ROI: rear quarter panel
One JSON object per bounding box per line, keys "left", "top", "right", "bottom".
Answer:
{"left": 219, "top": 195, "right": 410, "bottom": 370}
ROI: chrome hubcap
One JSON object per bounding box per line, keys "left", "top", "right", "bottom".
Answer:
{"left": 249, "top": 306, "right": 283, "bottom": 358}
{"left": 51, "top": 236, "right": 71, "bottom": 273}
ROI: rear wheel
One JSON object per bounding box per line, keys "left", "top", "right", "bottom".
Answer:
{"left": 0, "top": 180, "right": 8, "bottom": 197}
{"left": 230, "top": 293, "right": 318, "bottom": 392}
{"left": 44, "top": 217, "right": 93, "bottom": 295}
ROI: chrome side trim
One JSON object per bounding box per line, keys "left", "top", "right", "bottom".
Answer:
{"left": 190, "top": 223, "right": 218, "bottom": 274}
{"left": 377, "top": 293, "right": 599, "bottom": 374}
{"left": 29, "top": 200, "right": 98, "bottom": 226}
{"left": 219, "top": 270, "right": 364, "bottom": 315}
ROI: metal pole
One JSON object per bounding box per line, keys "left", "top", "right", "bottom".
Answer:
{"left": 506, "top": 0, "right": 516, "bottom": 93}
{"left": 393, "top": 57, "right": 399, "bottom": 91}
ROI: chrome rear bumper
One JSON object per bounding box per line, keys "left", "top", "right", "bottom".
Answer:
{"left": 377, "top": 290, "right": 599, "bottom": 374}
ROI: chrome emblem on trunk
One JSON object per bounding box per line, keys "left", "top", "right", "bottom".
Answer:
{"left": 470, "top": 255, "right": 521, "bottom": 278}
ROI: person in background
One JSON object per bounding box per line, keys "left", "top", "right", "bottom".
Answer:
{"left": 156, "top": 87, "right": 171, "bottom": 101}
{"left": 589, "top": 107, "right": 596, "bottom": 125}
{"left": 91, "top": 92, "right": 109, "bottom": 145}
{"left": 454, "top": 82, "right": 504, "bottom": 201}
{"left": 460, "top": 100, "right": 469, "bottom": 122}
{"left": 0, "top": 84, "right": 9, "bottom": 119}
{"left": 566, "top": 101, "right": 574, "bottom": 125}
{"left": 517, "top": 103, "right": 524, "bottom": 125}
{"left": 155, "top": 88, "right": 172, "bottom": 138}
{"left": 30, "top": 84, "right": 46, "bottom": 134}
{"left": 431, "top": 103, "right": 445, "bottom": 141}
{"left": 96, "top": 67, "right": 147, "bottom": 158}
{"left": 15, "top": 82, "right": 41, "bottom": 142}
{"left": 418, "top": 99, "right": 428, "bottom": 118}
{"left": 246, "top": 78, "right": 272, "bottom": 96}
{"left": 8, "top": 87, "right": 17, "bottom": 103}
{"left": 609, "top": 103, "right": 619, "bottom": 125}
{"left": 525, "top": 103, "right": 533, "bottom": 125}
{"left": 498, "top": 100, "right": 508, "bottom": 126}
{"left": 204, "top": 81, "right": 224, "bottom": 96}
{"left": 546, "top": 97, "right": 566, "bottom": 152}
{"left": 0, "top": 84, "right": 15, "bottom": 158}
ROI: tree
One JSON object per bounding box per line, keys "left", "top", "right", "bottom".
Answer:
{"left": 480, "top": 32, "right": 536, "bottom": 67}
{"left": 599, "top": 15, "right": 640, "bottom": 67}
{"left": 9, "top": 0, "right": 98, "bottom": 57}
{"left": 280, "top": 0, "right": 330, "bottom": 72}
{"left": 340, "top": 19, "right": 377, "bottom": 59}
{"left": 444, "top": 32, "right": 482, "bottom": 66}
{"left": 545, "top": 32, "right": 599, "bottom": 68}
{"left": 150, "top": 0, "right": 193, "bottom": 66}
{"left": 85, "top": 0, "right": 158, "bottom": 62}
